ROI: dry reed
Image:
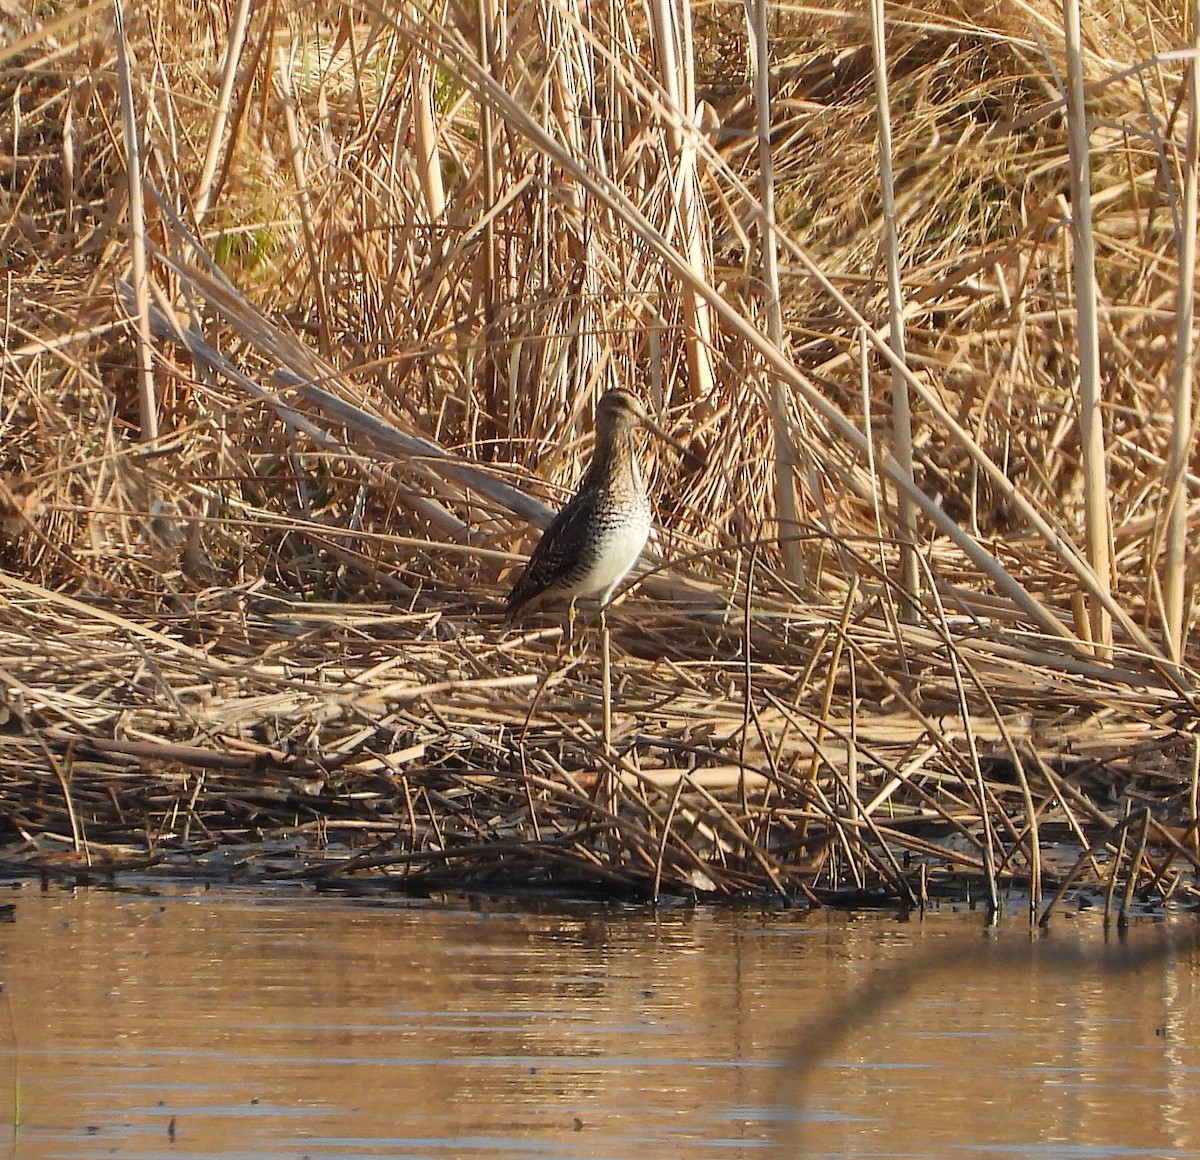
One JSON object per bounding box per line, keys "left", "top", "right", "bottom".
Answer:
{"left": 0, "top": 0, "right": 1198, "bottom": 920}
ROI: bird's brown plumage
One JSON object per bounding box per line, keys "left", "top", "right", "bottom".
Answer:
{"left": 506, "top": 390, "right": 653, "bottom": 622}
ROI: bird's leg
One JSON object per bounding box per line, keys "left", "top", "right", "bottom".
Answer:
{"left": 563, "top": 596, "right": 579, "bottom": 655}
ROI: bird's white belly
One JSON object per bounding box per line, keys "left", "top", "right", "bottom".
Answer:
{"left": 575, "top": 511, "right": 651, "bottom": 603}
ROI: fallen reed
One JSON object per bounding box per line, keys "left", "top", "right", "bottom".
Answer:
{"left": 0, "top": 0, "right": 1198, "bottom": 921}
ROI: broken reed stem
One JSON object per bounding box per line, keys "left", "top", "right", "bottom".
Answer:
{"left": 927, "top": 559, "right": 1043, "bottom": 917}
{"left": 806, "top": 577, "right": 858, "bottom": 782}
{"left": 653, "top": 775, "right": 688, "bottom": 903}
{"left": 845, "top": 651, "right": 859, "bottom": 838}
{"left": 1103, "top": 803, "right": 1133, "bottom": 927}
{"left": 1038, "top": 811, "right": 1130, "bottom": 927}
{"left": 598, "top": 607, "right": 622, "bottom": 857}
{"left": 1191, "top": 736, "right": 1200, "bottom": 857}
{"left": 45, "top": 741, "right": 87, "bottom": 862}
{"left": 1117, "top": 808, "right": 1152, "bottom": 929}
{"left": 868, "top": 0, "right": 918, "bottom": 619}
{"left": 1062, "top": 0, "right": 1113, "bottom": 653}
{"left": 946, "top": 638, "right": 1000, "bottom": 921}
{"left": 112, "top": 0, "right": 158, "bottom": 442}
{"left": 601, "top": 606, "right": 613, "bottom": 757}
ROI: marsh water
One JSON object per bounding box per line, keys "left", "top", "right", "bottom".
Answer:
{"left": 0, "top": 883, "right": 1196, "bottom": 1160}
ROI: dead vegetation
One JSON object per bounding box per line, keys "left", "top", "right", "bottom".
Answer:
{"left": 1, "top": 0, "right": 1199, "bottom": 920}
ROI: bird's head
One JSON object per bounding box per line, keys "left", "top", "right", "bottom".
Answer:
{"left": 595, "top": 389, "right": 648, "bottom": 431}
{"left": 595, "top": 390, "right": 704, "bottom": 470}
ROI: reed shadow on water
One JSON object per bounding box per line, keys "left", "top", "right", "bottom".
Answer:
{"left": 774, "top": 925, "right": 1200, "bottom": 1156}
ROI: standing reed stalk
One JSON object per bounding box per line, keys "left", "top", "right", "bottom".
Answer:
{"left": 112, "top": 0, "right": 158, "bottom": 442}
{"left": 1063, "top": 0, "right": 1113, "bottom": 653}
{"left": 275, "top": 49, "right": 333, "bottom": 356}
{"left": 869, "top": 0, "right": 918, "bottom": 620}
{"left": 192, "top": 0, "right": 253, "bottom": 226}
{"left": 1164, "top": 15, "right": 1200, "bottom": 664}
{"left": 413, "top": 51, "right": 446, "bottom": 221}
{"left": 745, "top": 0, "right": 805, "bottom": 589}
{"left": 647, "top": 0, "right": 716, "bottom": 403}
{"left": 476, "top": 0, "right": 501, "bottom": 416}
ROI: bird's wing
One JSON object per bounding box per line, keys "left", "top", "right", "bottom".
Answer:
{"left": 506, "top": 488, "right": 599, "bottom": 614}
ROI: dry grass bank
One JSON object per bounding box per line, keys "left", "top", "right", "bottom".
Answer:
{"left": 0, "top": 0, "right": 1198, "bottom": 918}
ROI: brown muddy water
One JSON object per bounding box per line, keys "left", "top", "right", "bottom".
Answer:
{"left": 0, "top": 885, "right": 1196, "bottom": 1160}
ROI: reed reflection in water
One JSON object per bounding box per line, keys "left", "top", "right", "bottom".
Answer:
{"left": 0, "top": 884, "right": 1194, "bottom": 1159}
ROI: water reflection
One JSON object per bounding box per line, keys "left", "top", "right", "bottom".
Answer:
{"left": 0, "top": 885, "right": 1193, "bottom": 1159}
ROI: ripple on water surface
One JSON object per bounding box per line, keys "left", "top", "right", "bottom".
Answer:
{"left": 0, "top": 884, "right": 1195, "bottom": 1159}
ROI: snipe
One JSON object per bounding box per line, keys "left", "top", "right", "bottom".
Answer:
{"left": 506, "top": 390, "right": 686, "bottom": 623}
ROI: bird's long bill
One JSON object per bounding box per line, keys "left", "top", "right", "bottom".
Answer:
{"left": 639, "top": 413, "right": 705, "bottom": 470}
